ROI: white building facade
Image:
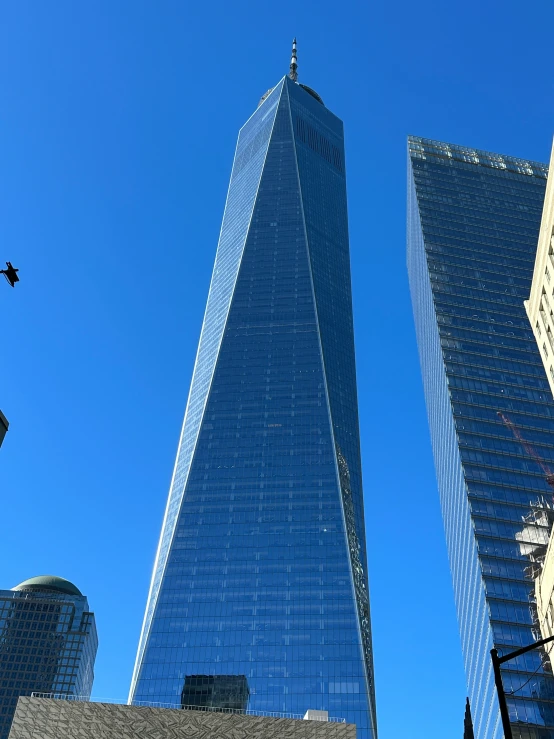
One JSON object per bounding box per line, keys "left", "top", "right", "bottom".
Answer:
{"left": 525, "top": 140, "right": 554, "bottom": 396}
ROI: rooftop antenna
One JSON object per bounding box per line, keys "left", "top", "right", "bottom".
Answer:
{"left": 289, "top": 38, "right": 298, "bottom": 82}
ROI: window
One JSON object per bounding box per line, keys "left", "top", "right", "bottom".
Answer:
{"left": 544, "top": 342, "right": 549, "bottom": 358}
{"left": 294, "top": 116, "right": 344, "bottom": 173}
{"left": 537, "top": 321, "right": 542, "bottom": 337}
{"left": 540, "top": 301, "right": 548, "bottom": 332}
{"left": 546, "top": 265, "right": 551, "bottom": 283}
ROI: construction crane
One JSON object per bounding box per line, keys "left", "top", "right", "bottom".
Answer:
{"left": 497, "top": 411, "right": 554, "bottom": 490}
{"left": 498, "top": 410, "right": 554, "bottom": 582}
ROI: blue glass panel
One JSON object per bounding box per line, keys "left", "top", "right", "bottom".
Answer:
{"left": 131, "top": 82, "right": 284, "bottom": 682}
{"left": 289, "top": 81, "right": 375, "bottom": 724}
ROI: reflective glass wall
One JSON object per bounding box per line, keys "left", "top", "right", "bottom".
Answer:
{"left": 130, "top": 77, "right": 376, "bottom": 739}
{"left": 408, "top": 136, "right": 554, "bottom": 738}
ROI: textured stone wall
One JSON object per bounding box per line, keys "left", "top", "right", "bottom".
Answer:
{"left": 9, "top": 697, "right": 356, "bottom": 739}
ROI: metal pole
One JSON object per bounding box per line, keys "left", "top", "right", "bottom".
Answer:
{"left": 496, "top": 634, "right": 554, "bottom": 665}
{"left": 490, "top": 648, "right": 513, "bottom": 739}
{"left": 490, "top": 636, "right": 554, "bottom": 738}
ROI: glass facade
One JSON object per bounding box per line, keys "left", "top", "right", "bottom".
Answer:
{"left": 130, "top": 76, "right": 376, "bottom": 738}
{"left": 0, "top": 580, "right": 97, "bottom": 739}
{"left": 407, "top": 136, "right": 554, "bottom": 738}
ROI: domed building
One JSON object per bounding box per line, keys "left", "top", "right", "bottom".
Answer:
{"left": 0, "top": 575, "right": 97, "bottom": 739}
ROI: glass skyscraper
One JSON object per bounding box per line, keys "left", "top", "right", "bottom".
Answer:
{"left": 129, "top": 65, "right": 377, "bottom": 738}
{"left": 408, "top": 136, "right": 554, "bottom": 738}
{"left": 0, "top": 575, "right": 97, "bottom": 739}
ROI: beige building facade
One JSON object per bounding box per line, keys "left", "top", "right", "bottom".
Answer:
{"left": 525, "top": 140, "right": 554, "bottom": 395}
{"left": 536, "top": 529, "right": 554, "bottom": 652}
{"left": 526, "top": 140, "right": 554, "bottom": 656}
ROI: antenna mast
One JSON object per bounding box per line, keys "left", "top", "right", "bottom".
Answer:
{"left": 289, "top": 38, "right": 298, "bottom": 82}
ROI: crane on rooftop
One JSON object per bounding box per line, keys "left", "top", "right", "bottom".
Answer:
{"left": 497, "top": 411, "right": 554, "bottom": 490}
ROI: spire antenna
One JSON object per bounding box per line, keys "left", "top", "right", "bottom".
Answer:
{"left": 289, "top": 38, "right": 298, "bottom": 82}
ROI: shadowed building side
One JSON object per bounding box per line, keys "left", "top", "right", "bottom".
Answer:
{"left": 181, "top": 675, "right": 249, "bottom": 712}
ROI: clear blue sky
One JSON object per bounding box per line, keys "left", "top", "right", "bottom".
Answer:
{"left": 1, "top": 2, "right": 553, "bottom": 737}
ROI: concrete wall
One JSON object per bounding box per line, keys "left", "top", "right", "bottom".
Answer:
{"left": 9, "top": 697, "right": 356, "bottom": 739}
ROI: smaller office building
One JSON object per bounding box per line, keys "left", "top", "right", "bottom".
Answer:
{"left": 9, "top": 697, "right": 355, "bottom": 739}
{"left": 0, "top": 576, "right": 97, "bottom": 739}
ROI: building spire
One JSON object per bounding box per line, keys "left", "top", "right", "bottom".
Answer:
{"left": 289, "top": 38, "right": 298, "bottom": 82}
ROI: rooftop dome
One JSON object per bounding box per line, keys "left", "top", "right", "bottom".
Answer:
{"left": 258, "top": 82, "right": 324, "bottom": 109}
{"left": 12, "top": 575, "right": 82, "bottom": 597}
{"left": 298, "top": 84, "right": 324, "bottom": 105}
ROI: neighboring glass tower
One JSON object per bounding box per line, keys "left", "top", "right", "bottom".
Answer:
{"left": 130, "top": 47, "right": 377, "bottom": 738}
{"left": 0, "top": 575, "right": 97, "bottom": 739}
{"left": 408, "top": 136, "right": 554, "bottom": 738}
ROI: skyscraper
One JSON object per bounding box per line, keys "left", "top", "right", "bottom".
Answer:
{"left": 130, "top": 45, "right": 377, "bottom": 738}
{"left": 408, "top": 136, "right": 554, "bottom": 738}
{"left": 0, "top": 575, "right": 97, "bottom": 739}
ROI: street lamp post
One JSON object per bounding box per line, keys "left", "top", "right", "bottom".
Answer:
{"left": 490, "top": 634, "right": 554, "bottom": 739}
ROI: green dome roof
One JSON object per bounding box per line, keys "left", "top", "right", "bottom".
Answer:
{"left": 12, "top": 575, "right": 82, "bottom": 597}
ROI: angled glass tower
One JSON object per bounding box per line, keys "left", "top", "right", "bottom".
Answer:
{"left": 408, "top": 136, "right": 554, "bottom": 739}
{"left": 129, "top": 51, "right": 377, "bottom": 738}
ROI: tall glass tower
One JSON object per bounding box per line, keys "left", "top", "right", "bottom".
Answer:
{"left": 408, "top": 136, "right": 554, "bottom": 738}
{"left": 130, "top": 48, "right": 377, "bottom": 738}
